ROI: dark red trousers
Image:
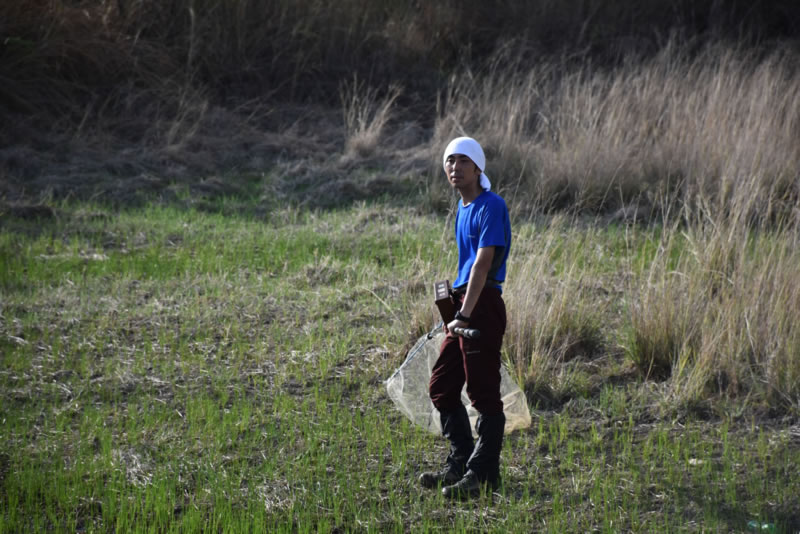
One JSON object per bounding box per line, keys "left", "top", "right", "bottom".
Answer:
{"left": 429, "top": 286, "right": 506, "bottom": 416}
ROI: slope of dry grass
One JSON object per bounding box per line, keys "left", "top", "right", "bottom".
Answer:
{"left": 2, "top": 1, "right": 799, "bottom": 208}
{"left": 434, "top": 40, "right": 800, "bottom": 221}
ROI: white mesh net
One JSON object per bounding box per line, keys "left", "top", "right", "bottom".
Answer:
{"left": 385, "top": 330, "right": 532, "bottom": 436}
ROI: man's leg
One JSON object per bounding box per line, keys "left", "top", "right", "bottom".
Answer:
{"left": 420, "top": 335, "right": 474, "bottom": 488}
{"left": 442, "top": 413, "right": 505, "bottom": 498}
{"left": 418, "top": 405, "right": 474, "bottom": 488}
{"left": 443, "top": 288, "right": 506, "bottom": 499}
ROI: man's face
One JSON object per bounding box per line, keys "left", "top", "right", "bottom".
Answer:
{"left": 444, "top": 153, "right": 481, "bottom": 190}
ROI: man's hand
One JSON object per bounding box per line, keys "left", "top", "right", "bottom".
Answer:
{"left": 446, "top": 318, "right": 468, "bottom": 334}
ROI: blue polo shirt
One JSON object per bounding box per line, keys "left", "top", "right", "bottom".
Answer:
{"left": 453, "top": 191, "right": 511, "bottom": 291}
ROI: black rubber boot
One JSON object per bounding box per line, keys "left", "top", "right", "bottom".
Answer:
{"left": 442, "top": 413, "right": 504, "bottom": 499}
{"left": 419, "top": 406, "right": 474, "bottom": 488}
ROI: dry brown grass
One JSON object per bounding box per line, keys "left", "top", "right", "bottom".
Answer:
{"left": 3, "top": 1, "right": 799, "bottom": 204}
{"left": 433, "top": 40, "right": 800, "bottom": 222}
{"left": 637, "top": 208, "right": 800, "bottom": 412}
{"left": 502, "top": 217, "right": 611, "bottom": 405}
{"left": 428, "top": 40, "right": 799, "bottom": 413}
{"left": 340, "top": 78, "right": 402, "bottom": 160}
{"left": 498, "top": 206, "right": 800, "bottom": 413}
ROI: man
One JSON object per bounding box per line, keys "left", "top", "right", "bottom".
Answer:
{"left": 419, "top": 136, "right": 511, "bottom": 499}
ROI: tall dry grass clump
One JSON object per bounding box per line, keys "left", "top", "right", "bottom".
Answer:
{"left": 624, "top": 202, "right": 800, "bottom": 412}
{"left": 619, "top": 98, "right": 800, "bottom": 412}
{"left": 501, "top": 196, "right": 800, "bottom": 413}
{"left": 340, "top": 78, "right": 402, "bottom": 160}
{"left": 503, "top": 218, "right": 608, "bottom": 403}
{"left": 434, "top": 41, "right": 800, "bottom": 221}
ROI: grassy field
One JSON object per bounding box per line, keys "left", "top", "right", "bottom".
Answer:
{"left": 2, "top": 196, "right": 799, "bottom": 533}
{"left": 3, "top": 2, "right": 800, "bottom": 532}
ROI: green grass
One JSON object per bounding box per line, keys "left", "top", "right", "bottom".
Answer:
{"left": 2, "top": 201, "right": 799, "bottom": 532}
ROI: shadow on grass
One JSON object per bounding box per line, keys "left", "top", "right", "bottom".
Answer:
{"left": 694, "top": 491, "right": 800, "bottom": 534}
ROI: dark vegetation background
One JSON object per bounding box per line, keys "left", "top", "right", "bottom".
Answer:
{"left": 1, "top": 0, "right": 799, "bottom": 209}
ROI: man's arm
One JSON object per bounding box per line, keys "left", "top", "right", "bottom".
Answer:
{"left": 447, "top": 246, "right": 494, "bottom": 332}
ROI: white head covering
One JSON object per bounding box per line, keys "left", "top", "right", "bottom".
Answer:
{"left": 442, "top": 137, "right": 491, "bottom": 191}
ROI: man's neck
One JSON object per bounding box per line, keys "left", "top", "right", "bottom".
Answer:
{"left": 459, "top": 185, "right": 483, "bottom": 205}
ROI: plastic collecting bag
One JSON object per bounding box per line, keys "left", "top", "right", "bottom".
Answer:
{"left": 386, "top": 330, "right": 532, "bottom": 436}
